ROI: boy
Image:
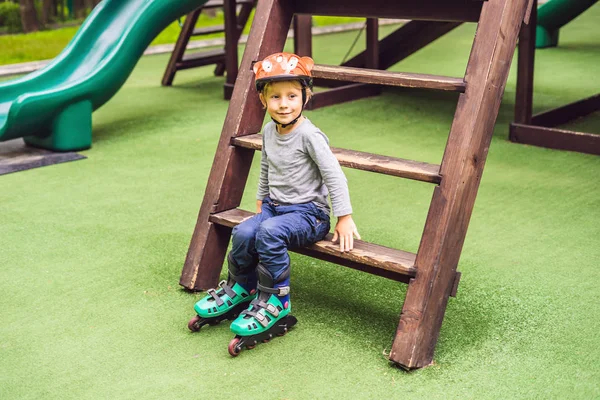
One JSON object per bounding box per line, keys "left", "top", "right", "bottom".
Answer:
{"left": 189, "top": 52, "right": 360, "bottom": 355}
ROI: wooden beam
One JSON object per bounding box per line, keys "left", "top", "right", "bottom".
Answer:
{"left": 232, "top": 134, "right": 442, "bottom": 183}
{"left": 181, "top": 0, "right": 294, "bottom": 291}
{"left": 307, "top": 84, "right": 382, "bottom": 110}
{"left": 345, "top": 21, "right": 463, "bottom": 70}
{"left": 513, "top": 0, "right": 536, "bottom": 125}
{"left": 293, "top": 14, "right": 312, "bottom": 56}
{"left": 531, "top": 94, "right": 600, "bottom": 128}
{"left": 390, "top": 0, "right": 531, "bottom": 369}
{"left": 312, "top": 64, "right": 466, "bottom": 92}
{"left": 161, "top": 10, "right": 201, "bottom": 86}
{"left": 291, "top": 0, "right": 483, "bottom": 22}
{"left": 510, "top": 123, "right": 600, "bottom": 155}
{"left": 209, "top": 208, "right": 418, "bottom": 281}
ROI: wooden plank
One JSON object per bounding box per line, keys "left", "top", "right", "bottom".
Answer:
{"left": 232, "top": 134, "right": 442, "bottom": 184}
{"left": 192, "top": 25, "right": 225, "bottom": 36}
{"left": 209, "top": 208, "right": 417, "bottom": 278}
{"left": 312, "top": 64, "right": 466, "bottom": 92}
{"left": 290, "top": 0, "right": 483, "bottom": 22}
{"left": 181, "top": 0, "right": 293, "bottom": 291}
{"left": 204, "top": 0, "right": 254, "bottom": 8}
{"left": 293, "top": 14, "right": 312, "bottom": 56}
{"left": 223, "top": 0, "right": 239, "bottom": 99}
{"left": 531, "top": 94, "right": 600, "bottom": 128}
{"left": 510, "top": 123, "right": 600, "bottom": 155}
{"left": 513, "top": 1, "right": 536, "bottom": 126}
{"left": 161, "top": 10, "right": 201, "bottom": 86}
{"left": 390, "top": 0, "right": 531, "bottom": 369}
{"left": 365, "top": 18, "right": 379, "bottom": 69}
{"left": 307, "top": 83, "right": 381, "bottom": 110}
{"left": 177, "top": 49, "right": 226, "bottom": 70}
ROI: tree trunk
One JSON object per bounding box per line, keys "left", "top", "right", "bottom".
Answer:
{"left": 19, "top": 0, "right": 40, "bottom": 33}
{"left": 41, "top": 0, "right": 54, "bottom": 26}
{"left": 73, "top": 0, "right": 86, "bottom": 18}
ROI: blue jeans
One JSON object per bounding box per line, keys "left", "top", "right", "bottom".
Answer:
{"left": 230, "top": 197, "right": 331, "bottom": 284}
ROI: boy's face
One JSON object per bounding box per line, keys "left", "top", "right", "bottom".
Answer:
{"left": 260, "top": 81, "right": 304, "bottom": 127}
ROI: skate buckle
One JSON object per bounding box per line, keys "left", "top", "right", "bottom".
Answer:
{"left": 277, "top": 286, "right": 290, "bottom": 296}
{"left": 265, "top": 304, "right": 280, "bottom": 317}
{"left": 218, "top": 280, "right": 227, "bottom": 288}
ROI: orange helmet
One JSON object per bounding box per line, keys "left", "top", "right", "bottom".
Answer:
{"left": 253, "top": 52, "right": 314, "bottom": 92}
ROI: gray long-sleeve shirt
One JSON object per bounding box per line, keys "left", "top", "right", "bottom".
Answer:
{"left": 257, "top": 119, "right": 352, "bottom": 217}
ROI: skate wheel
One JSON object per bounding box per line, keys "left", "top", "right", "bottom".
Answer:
{"left": 188, "top": 315, "right": 202, "bottom": 332}
{"left": 277, "top": 327, "right": 288, "bottom": 337}
{"left": 262, "top": 333, "right": 273, "bottom": 343}
{"left": 246, "top": 342, "right": 256, "bottom": 350}
{"left": 228, "top": 338, "right": 242, "bottom": 357}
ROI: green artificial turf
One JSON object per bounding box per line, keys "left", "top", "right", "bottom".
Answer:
{"left": 1, "top": 8, "right": 599, "bottom": 400}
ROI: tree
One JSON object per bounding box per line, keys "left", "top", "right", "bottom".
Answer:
{"left": 41, "top": 0, "right": 55, "bottom": 26}
{"left": 19, "top": 0, "right": 40, "bottom": 33}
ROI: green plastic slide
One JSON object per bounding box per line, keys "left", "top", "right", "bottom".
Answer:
{"left": 536, "top": 0, "right": 598, "bottom": 48}
{"left": 0, "top": 0, "right": 207, "bottom": 151}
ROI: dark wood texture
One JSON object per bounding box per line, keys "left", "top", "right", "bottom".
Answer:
{"left": 514, "top": 0, "right": 536, "bottom": 125}
{"left": 162, "top": 8, "right": 200, "bottom": 86}
{"left": 510, "top": 0, "right": 599, "bottom": 155}
{"left": 161, "top": 0, "right": 255, "bottom": 97}
{"left": 312, "top": 64, "right": 466, "bottom": 92}
{"left": 307, "top": 84, "right": 382, "bottom": 110}
{"left": 177, "top": 49, "right": 226, "bottom": 70}
{"left": 510, "top": 123, "right": 600, "bottom": 155}
{"left": 209, "top": 208, "right": 417, "bottom": 280}
{"left": 366, "top": 18, "right": 379, "bottom": 69}
{"left": 181, "top": 0, "right": 527, "bottom": 370}
{"left": 291, "top": 0, "right": 483, "bottom": 22}
{"left": 181, "top": 0, "right": 293, "bottom": 290}
{"left": 531, "top": 94, "right": 600, "bottom": 128}
{"left": 232, "top": 134, "right": 442, "bottom": 183}
{"left": 293, "top": 14, "right": 313, "bottom": 57}
{"left": 223, "top": 0, "right": 238, "bottom": 99}
{"left": 192, "top": 25, "right": 225, "bottom": 36}
{"left": 390, "top": 0, "right": 531, "bottom": 369}
{"left": 309, "top": 20, "right": 464, "bottom": 106}
{"left": 345, "top": 21, "right": 463, "bottom": 70}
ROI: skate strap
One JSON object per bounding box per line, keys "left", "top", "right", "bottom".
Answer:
{"left": 257, "top": 283, "right": 290, "bottom": 296}
{"left": 218, "top": 280, "right": 238, "bottom": 299}
{"left": 242, "top": 300, "right": 280, "bottom": 327}
{"left": 206, "top": 288, "right": 224, "bottom": 307}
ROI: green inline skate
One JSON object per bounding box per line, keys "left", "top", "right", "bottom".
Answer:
{"left": 227, "top": 264, "right": 297, "bottom": 356}
{"left": 187, "top": 256, "right": 257, "bottom": 332}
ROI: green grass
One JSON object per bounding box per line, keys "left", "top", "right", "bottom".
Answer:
{"left": 1, "top": 7, "right": 599, "bottom": 400}
{"left": 0, "top": 12, "right": 361, "bottom": 65}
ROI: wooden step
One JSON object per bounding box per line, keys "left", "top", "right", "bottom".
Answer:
{"left": 232, "top": 134, "right": 442, "bottom": 184}
{"left": 177, "top": 49, "right": 226, "bottom": 70}
{"left": 203, "top": 0, "right": 254, "bottom": 9}
{"left": 209, "top": 208, "right": 417, "bottom": 282}
{"left": 312, "top": 64, "right": 466, "bottom": 93}
{"left": 192, "top": 25, "right": 225, "bottom": 36}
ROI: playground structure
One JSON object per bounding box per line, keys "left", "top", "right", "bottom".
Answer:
{"left": 0, "top": 0, "right": 208, "bottom": 152}
{"left": 162, "top": 0, "right": 256, "bottom": 99}
{"left": 511, "top": 0, "right": 599, "bottom": 155}
{"left": 180, "top": 0, "right": 534, "bottom": 369}
{"left": 535, "top": 0, "right": 598, "bottom": 48}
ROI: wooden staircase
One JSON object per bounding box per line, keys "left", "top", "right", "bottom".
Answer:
{"left": 180, "top": 0, "right": 533, "bottom": 369}
{"left": 161, "top": 0, "right": 255, "bottom": 99}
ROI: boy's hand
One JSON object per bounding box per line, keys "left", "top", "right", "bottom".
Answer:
{"left": 332, "top": 215, "right": 361, "bottom": 252}
{"left": 256, "top": 200, "right": 263, "bottom": 214}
